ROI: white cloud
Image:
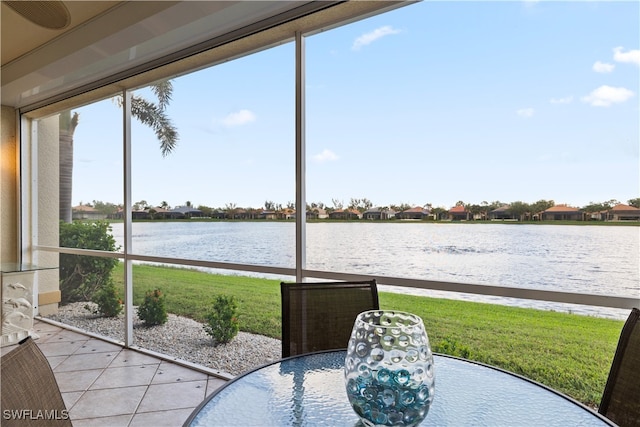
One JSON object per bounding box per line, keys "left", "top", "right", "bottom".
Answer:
{"left": 516, "top": 108, "right": 535, "bottom": 118}
{"left": 550, "top": 96, "right": 573, "bottom": 104}
{"left": 581, "top": 85, "right": 634, "bottom": 107}
{"left": 613, "top": 46, "right": 640, "bottom": 66}
{"left": 352, "top": 26, "right": 401, "bottom": 51}
{"left": 221, "top": 109, "right": 256, "bottom": 126}
{"left": 313, "top": 149, "right": 339, "bottom": 163}
{"left": 592, "top": 61, "right": 615, "bottom": 73}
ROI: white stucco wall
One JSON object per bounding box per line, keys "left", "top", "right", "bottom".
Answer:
{"left": 35, "top": 115, "right": 61, "bottom": 316}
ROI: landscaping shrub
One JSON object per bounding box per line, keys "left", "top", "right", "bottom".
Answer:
{"left": 87, "top": 279, "right": 123, "bottom": 317}
{"left": 204, "top": 295, "right": 239, "bottom": 344}
{"left": 138, "top": 288, "right": 168, "bottom": 326}
{"left": 59, "top": 220, "right": 119, "bottom": 303}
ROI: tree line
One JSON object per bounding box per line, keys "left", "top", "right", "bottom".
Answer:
{"left": 80, "top": 197, "right": 640, "bottom": 217}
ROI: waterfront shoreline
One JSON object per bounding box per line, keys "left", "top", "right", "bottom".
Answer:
{"left": 108, "top": 221, "right": 638, "bottom": 321}
{"left": 103, "top": 218, "right": 640, "bottom": 226}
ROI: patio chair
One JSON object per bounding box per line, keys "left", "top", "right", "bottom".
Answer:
{"left": 598, "top": 307, "right": 640, "bottom": 427}
{"left": 281, "top": 279, "right": 379, "bottom": 357}
{"left": 1, "top": 336, "right": 72, "bottom": 426}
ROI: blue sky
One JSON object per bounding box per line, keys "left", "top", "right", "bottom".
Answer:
{"left": 71, "top": 1, "right": 639, "bottom": 210}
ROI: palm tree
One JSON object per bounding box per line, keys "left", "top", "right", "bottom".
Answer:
{"left": 58, "top": 81, "right": 179, "bottom": 222}
{"left": 225, "top": 203, "right": 237, "bottom": 219}
{"left": 59, "top": 111, "right": 79, "bottom": 223}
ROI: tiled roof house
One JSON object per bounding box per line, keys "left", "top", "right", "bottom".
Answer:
{"left": 306, "top": 208, "right": 328, "bottom": 220}
{"left": 363, "top": 208, "right": 396, "bottom": 220}
{"left": 448, "top": 205, "right": 470, "bottom": 221}
{"left": 260, "top": 210, "right": 278, "bottom": 220}
{"left": 607, "top": 204, "right": 640, "bottom": 221}
{"left": 541, "top": 205, "right": 584, "bottom": 221}
{"left": 328, "top": 209, "right": 362, "bottom": 220}
{"left": 279, "top": 208, "right": 296, "bottom": 220}
{"left": 396, "top": 207, "right": 429, "bottom": 220}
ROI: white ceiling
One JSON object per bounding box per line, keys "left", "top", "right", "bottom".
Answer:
{"left": 0, "top": 1, "right": 317, "bottom": 109}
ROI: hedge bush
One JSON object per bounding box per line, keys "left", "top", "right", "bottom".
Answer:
{"left": 138, "top": 289, "right": 168, "bottom": 326}
{"left": 203, "top": 295, "right": 239, "bottom": 344}
{"left": 59, "top": 221, "right": 119, "bottom": 304}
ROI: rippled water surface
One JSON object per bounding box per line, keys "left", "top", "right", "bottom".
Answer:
{"left": 111, "top": 222, "right": 639, "bottom": 319}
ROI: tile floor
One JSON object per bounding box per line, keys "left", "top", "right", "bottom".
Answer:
{"left": 1, "top": 320, "right": 228, "bottom": 427}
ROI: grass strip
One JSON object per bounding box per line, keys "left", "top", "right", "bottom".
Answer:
{"left": 112, "top": 262, "right": 623, "bottom": 407}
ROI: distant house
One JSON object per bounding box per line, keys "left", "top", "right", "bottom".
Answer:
{"left": 363, "top": 208, "right": 396, "bottom": 220}
{"left": 328, "top": 209, "right": 361, "bottom": 220}
{"left": 109, "top": 208, "right": 124, "bottom": 220}
{"left": 279, "top": 208, "right": 296, "bottom": 220}
{"left": 306, "top": 208, "right": 328, "bottom": 220}
{"left": 260, "top": 210, "right": 278, "bottom": 220}
{"left": 123, "top": 206, "right": 174, "bottom": 219}
{"left": 607, "top": 204, "right": 640, "bottom": 221}
{"left": 72, "top": 205, "right": 107, "bottom": 220}
{"left": 231, "top": 208, "right": 250, "bottom": 220}
{"left": 489, "top": 205, "right": 517, "bottom": 221}
{"left": 448, "top": 205, "right": 470, "bottom": 221}
{"left": 131, "top": 209, "right": 150, "bottom": 219}
{"left": 395, "top": 207, "right": 428, "bottom": 220}
{"left": 147, "top": 206, "right": 169, "bottom": 219}
{"left": 168, "top": 206, "right": 203, "bottom": 218}
{"left": 211, "top": 210, "right": 226, "bottom": 219}
{"left": 541, "top": 205, "right": 584, "bottom": 221}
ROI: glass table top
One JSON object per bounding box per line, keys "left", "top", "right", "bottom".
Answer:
{"left": 186, "top": 350, "right": 614, "bottom": 427}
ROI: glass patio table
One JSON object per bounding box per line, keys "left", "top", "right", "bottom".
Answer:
{"left": 184, "top": 350, "right": 614, "bottom": 427}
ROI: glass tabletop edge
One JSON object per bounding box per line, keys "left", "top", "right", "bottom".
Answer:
{"left": 183, "top": 349, "right": 616, "bottom": 427}
{"left": 434, "top": 353, "right": 616, "bottom": 426}
{"left": 182, "top": 348, "right": 348, "bottom": 427}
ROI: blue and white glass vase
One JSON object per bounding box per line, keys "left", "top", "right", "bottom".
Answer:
{"left": 344, "top": 310, "right": 435, "bottom": 427}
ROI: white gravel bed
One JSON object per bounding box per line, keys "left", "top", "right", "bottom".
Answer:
{"left": 45, "top": 302, "right": 281, "bottom": 376}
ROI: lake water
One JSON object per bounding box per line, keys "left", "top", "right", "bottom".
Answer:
{"left": 110, "top": 222, "right": 639, "bottom": 320}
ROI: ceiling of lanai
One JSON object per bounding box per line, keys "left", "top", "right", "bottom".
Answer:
{"left": 3, "top": 1, "right": 408, "bottom": 111}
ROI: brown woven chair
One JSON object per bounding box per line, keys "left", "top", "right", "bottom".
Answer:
{"left": 281, "top": 279, "right": 379, "bottom": 357}
{"left": 1, "top": 336, "right": 72, "bottom": 426}
{"left": 598, "top": 307, "right": 640, "bottom": 427}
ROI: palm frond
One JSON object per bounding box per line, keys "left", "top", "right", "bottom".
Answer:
{"left": 150, "top": 80, "right": 173, "bottom": 111}
{"left": 59, "top": 110, "right": 80, "bottom": 134}
{"left": 131, "top": 96, "right": 179, "bottom": 157}
{"left": 70, "top": 112, "right": 79, "bottom": 131}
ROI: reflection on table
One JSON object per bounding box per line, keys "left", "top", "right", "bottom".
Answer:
{"left": 185, "top": 350, "right": 614, "bottom": 427}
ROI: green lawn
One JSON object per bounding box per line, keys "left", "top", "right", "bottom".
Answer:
{"left": 112, "top": 263, "right": 623, "bottom": 408}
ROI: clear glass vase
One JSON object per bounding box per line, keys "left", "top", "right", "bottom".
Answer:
{"left": 344, "top": 310, "right": 435, "bottom": 427}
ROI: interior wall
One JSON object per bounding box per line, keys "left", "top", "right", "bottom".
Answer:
{"left": 1, "top": 105, "right": 18, "bottom": 265}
